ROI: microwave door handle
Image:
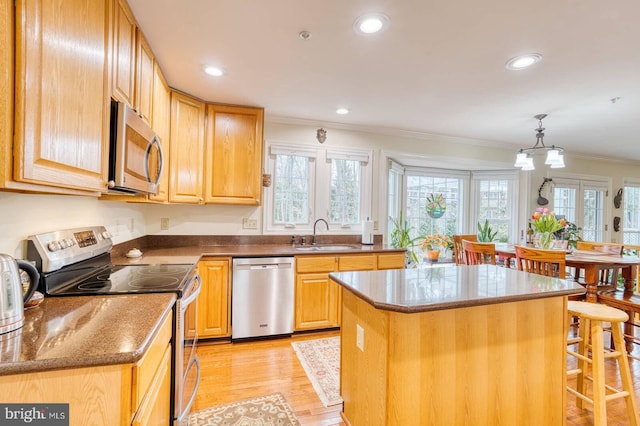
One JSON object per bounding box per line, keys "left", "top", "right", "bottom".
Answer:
{"left": 144, "top": 135, "right": 164, "bottom": 190}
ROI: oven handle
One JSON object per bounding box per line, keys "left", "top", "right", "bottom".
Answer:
{"left": 176, "top": 355, "right": 201, "bottom": 424}
{"left": 181, "top": 274, "right": 202, "bottom": 309}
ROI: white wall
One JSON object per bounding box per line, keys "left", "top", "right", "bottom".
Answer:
{"left": 1, "top": 119, "right": 639, "bottom": 258}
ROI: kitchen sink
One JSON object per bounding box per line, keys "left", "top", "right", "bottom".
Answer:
{"left": 295, "top": 245, "right": 358, "bottom": 251}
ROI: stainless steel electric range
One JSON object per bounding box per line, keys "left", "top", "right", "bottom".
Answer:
{"left": 26, "top": 226, "right": 201, "bottom": 426}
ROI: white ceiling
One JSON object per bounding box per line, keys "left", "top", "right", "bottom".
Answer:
{"left": 128, "top": 0, "right": 640, "bottom": 162}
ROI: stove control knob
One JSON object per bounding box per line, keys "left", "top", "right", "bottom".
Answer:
{"left": 59, "top": 240, "right": 68, "bottom": 249}
{"left": 47, "top": 241, "right": 60, "bottom": 252}
{"left": 66, "top": 238, "right": 75, "bottom": 247}
{"left": 102, "top": 231, "right": 111, "bottom": 239}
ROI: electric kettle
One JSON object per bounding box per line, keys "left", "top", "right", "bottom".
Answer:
{"left": 0, "top": 253, "right": 39, "bottom": 334}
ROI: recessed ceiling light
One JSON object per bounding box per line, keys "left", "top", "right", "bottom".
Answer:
{"left": 505, "top": 53, "right": 542, "bottom": 70}
{"left": 336, "top": 108, "right": 349, "bottom": 115}
{"left": 204, "top": 66, "right": 224, "bottom": 77}
{"left": 353, "top": 13, "right": 390, "bottom": 35}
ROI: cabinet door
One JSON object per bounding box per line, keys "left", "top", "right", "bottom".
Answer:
{"left": 169, "top": 91, "right": 206, "bottom": 203}
{"left": 295, "top": 272, "right": 340, "bottom": 331}
{"left": 204, "top": 104, "right": 264, "bottom": 205}
{"left": 197, "top": 259, "right": 231, "bottom": 338}
{"left": 148, "top": 63, "right": 170, "bottom": 202}
{"left": 377, "top": 252, "right": 406, "bottom": 270}
{"left": 131, "top": 345, "right": 171, "bottom": 426}
{"left": 111, "top": 0, "right": 136, "bottom": 105}
{"left": 135, "top": 30, "right": 154, "bottom": 125}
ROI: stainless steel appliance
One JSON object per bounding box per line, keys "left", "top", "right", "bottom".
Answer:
{"left": 26, "top": 226, "right": 200, "bottom": 425}
{"left": 232, "top": 257, "right": 294, "bottom": 339}
{"left": 108, "top": 99, "right": 164, "bottom": 194}
{"left": 0, "top": 254, "right": 39, "bottom": 334}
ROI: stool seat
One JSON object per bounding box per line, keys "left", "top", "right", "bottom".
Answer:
{"left": 568, "top": 300, "right": 629, "bottom": 323}
{"left": 566, "top": 301, "right": 639, "bottom": 426}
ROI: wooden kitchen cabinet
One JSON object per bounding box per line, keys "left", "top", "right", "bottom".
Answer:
{"left": 204, "top": 104, "right": 264, "bottom": 205}
{"left": 294, "top": 252, "right": 405, "bottom": 331}
{"left": 11, "top": 0, "right": 110, "bottom": 193}
{"left": 135, "top": 30, "right": 155, "bottom": 125}
{"left": 111, "top": 0, "right": 137, "bottom": 106}
{"left": 169, "top": 91, "right": 206, "bottom": 203}
{"left": 0, "top": 311, "right": 173, "bottom": 426}
{"left": 148, "top": 63, "right": 171, "bottom": 202}
{"left": 195, "top": 258, "right": 231, "bottom": 338}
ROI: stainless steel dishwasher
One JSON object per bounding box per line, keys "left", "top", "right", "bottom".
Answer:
{"left": 231, "top": 257, "right": 294, "bottom": 339}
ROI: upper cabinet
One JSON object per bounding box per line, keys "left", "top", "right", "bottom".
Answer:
{"left": 111, "top": 0, "right": 137, "bottom": 107}
{"left": 205, "top": 104, "right": 264, "bottom": 205}
{"left": 169, "top": 91, "right": 206, "bottom": 204}
{"left": 11, "top": 0, "right": 110, "bottom": 193}
{"left": 148, "top": 63, "right": 170, "bottom": 203}
{"left": 134, "top": 30, "right": 154, "bottom": 125}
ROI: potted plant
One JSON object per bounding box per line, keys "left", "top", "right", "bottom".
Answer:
{"left": 389, "top": 211, "right": 422, "bottom": 267}
{"left": 554, "top": 221, "right": 582, "bottom": 249}
{"left": 420, "top": 234, "right": 453, "bottom": 262}
{"left": 477, "top": 219, "right": 498, "bottom": 242}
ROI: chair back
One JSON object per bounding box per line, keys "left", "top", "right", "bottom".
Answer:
{"left": 453, "top": 234, "right": 478, "bottom": 265}
{"left": 576, "top": 241, "right": 624, "bottom": 255}
{"left": 462, "top": 240, "right": 496, "bottom": 265}
{"left": 514, "top": 245, "right": 566, "bottom": 278}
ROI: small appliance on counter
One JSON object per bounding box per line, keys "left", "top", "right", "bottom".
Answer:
{"left": 0, "top": 254, "right": 39, "bottom": 334}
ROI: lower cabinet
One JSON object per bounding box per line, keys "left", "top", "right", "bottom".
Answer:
{"left": 190, "top": 258, "right": 231, "bottom": 339}
{"left": 0, "top": 311, "right": 173, "bottom": 425}
{"left": 294, "top": 252, "right": 405, "bottom": 331}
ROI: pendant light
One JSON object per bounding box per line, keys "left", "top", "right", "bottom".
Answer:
{"left": 514, "top": 114, "right": 565, "bottom": 170}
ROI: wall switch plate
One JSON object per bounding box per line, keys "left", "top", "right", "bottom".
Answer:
{"left": 356, "top": 324, "right": 364, "bottom": 352}
{"left": 243, "top": 218, "right": 258, "bottom": 229}
{"left": 160, "top": 218, "right": 169, "bottom": 230}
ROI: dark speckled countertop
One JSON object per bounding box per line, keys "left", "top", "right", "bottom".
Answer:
{"left": 0, "top": 293, "right": 175, "bottom": 376}
{"left": 330, "top": 264, "right": 586, "bottom": 313}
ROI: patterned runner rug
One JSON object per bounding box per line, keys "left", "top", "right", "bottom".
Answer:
{"left": 189, "top": 392, "right": 300, "bottom": 425}
{"left": 291, "top": 336, "right": 343, "bottom": 407}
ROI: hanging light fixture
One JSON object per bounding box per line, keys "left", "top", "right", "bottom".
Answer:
{"left": 514, "top": 114, "right": 565, "bottom": 170}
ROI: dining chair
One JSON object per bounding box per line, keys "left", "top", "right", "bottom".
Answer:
{"left": 574, "top": 241, "right": 624, "bottom": 288}
{"left": 462, "top": 240, "right": 496, "bottom": 265}
{"left": 514, "top": 245, "right": 566, "bottom": 278}
{"left": 453, "top": 234, "right": 477, "bottom": 265}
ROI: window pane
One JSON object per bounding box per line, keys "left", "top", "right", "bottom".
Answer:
{"left": 477, "top": 179, "right": 510, "bottom": 242}
{"left": 330, "top": 159, "right": 361, "bottom": 224}
{"left": 583, "top": 189, "right": 604, "bottom": 241}
{"left": 274, "top": 155, "right": 309, "bottom": 224}
{"left": 624, "top": 186, "right": 640, "bottom": 245}
{"left": 406, "top": 174, "right": 461, "bottom": 242}
{"left": 554, "top": 187, "right": 576, "bottom": 223}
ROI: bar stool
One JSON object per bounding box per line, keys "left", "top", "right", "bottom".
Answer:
{"left": 566, "top": 301, "right": 639, "bottom": 426}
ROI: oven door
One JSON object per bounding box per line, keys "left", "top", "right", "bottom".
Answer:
{"left": 174, "top": 273, "right": 201, "bottom": 425}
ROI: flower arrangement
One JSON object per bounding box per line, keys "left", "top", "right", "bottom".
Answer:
{"left": 530, "top": 208, "right": 567, "bottom": 249}
{"left": 421, "top": 234, "right": 453, "bottom": 251}
{"left": 554, "top": 221, "right": 583, "bottom": 249}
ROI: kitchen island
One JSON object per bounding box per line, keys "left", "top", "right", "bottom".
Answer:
{"left": 330, "top": 264, "right": 585, "bottom": 426}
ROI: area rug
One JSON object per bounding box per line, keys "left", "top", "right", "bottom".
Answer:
{"left": 291, "top": 336, "right": 343, "bottom": 407}
{"left": 189, "top": 392, "right": 300, "bottom": 426}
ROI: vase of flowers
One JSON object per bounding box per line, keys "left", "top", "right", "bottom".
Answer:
{"left": 530, "top": 208, "right": 567, "bottom": 249}
{"left": 421, "top": 234, "right": 453, "bottom": 262}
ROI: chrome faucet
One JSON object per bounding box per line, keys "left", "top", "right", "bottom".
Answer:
{"left": 312, "top": 219, "right": 329, "bottom": 245}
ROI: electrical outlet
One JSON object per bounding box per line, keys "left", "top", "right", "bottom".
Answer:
{"left": 243, "top": 218, "right": 257, "bottom": 229}
{"left": 160, "top": 218, "right": 169, "bottom": 230}
{"left": 356, "top": 324, "right": 364, "bottom": 352}
{"left": 373, "top": 220, "right": 378, "bottom": 230}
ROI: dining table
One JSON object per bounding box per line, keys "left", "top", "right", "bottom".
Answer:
{"left": 495, "top": 243, "right": 640, "bottom": 353}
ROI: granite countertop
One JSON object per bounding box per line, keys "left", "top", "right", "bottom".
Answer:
{"left": 330, "top": 264, "right": 586, "bottom": 313}
{"left": 113, "top": 243, "right": 404, "bottom": 265}
{"left": 0, "top": 293, "right": 176, "bottom": 376}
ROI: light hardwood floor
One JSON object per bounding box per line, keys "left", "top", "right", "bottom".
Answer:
{"left": 194, "top": 329, "right": 640, "bottom": 425}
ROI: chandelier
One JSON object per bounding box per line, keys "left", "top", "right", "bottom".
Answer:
{"left": 514, "top": 114, "right": 565, "bottom": 170}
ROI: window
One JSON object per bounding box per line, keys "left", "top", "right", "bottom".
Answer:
{"left": 552, "top": 177, "right": 609, "bottom": 241}
{"left": 623, "top": 182, "right": 640, "bottom": 245}
{"left": 472, "top": 172, "right": 519, "bottom": 243}
{"left": 264, "top": 142, "right": 372, "bottom": 232}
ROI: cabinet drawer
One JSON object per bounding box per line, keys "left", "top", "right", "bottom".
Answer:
{"left": 338, "top": 254, "right": 376, "bottom": 271}
{"left": 296, "top": 256, "right": 336, "bottom": 273}
{"left": 132, "top": 311, "right": 173, "bottom": 412}
{"left": 377, "top": 253, "right": 406, "bottom": 270}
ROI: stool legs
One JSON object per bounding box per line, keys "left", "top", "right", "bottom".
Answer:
{"left": 610, "top": 318, "right": 639, "bottom": 426}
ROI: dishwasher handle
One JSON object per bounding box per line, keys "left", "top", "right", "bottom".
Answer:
{"left": 235, "top": 263, "right": 291, "bottom": 270}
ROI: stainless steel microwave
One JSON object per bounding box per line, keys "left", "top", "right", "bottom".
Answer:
{"left": 108, "top": 100, "right": 164, "bottom": 194}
